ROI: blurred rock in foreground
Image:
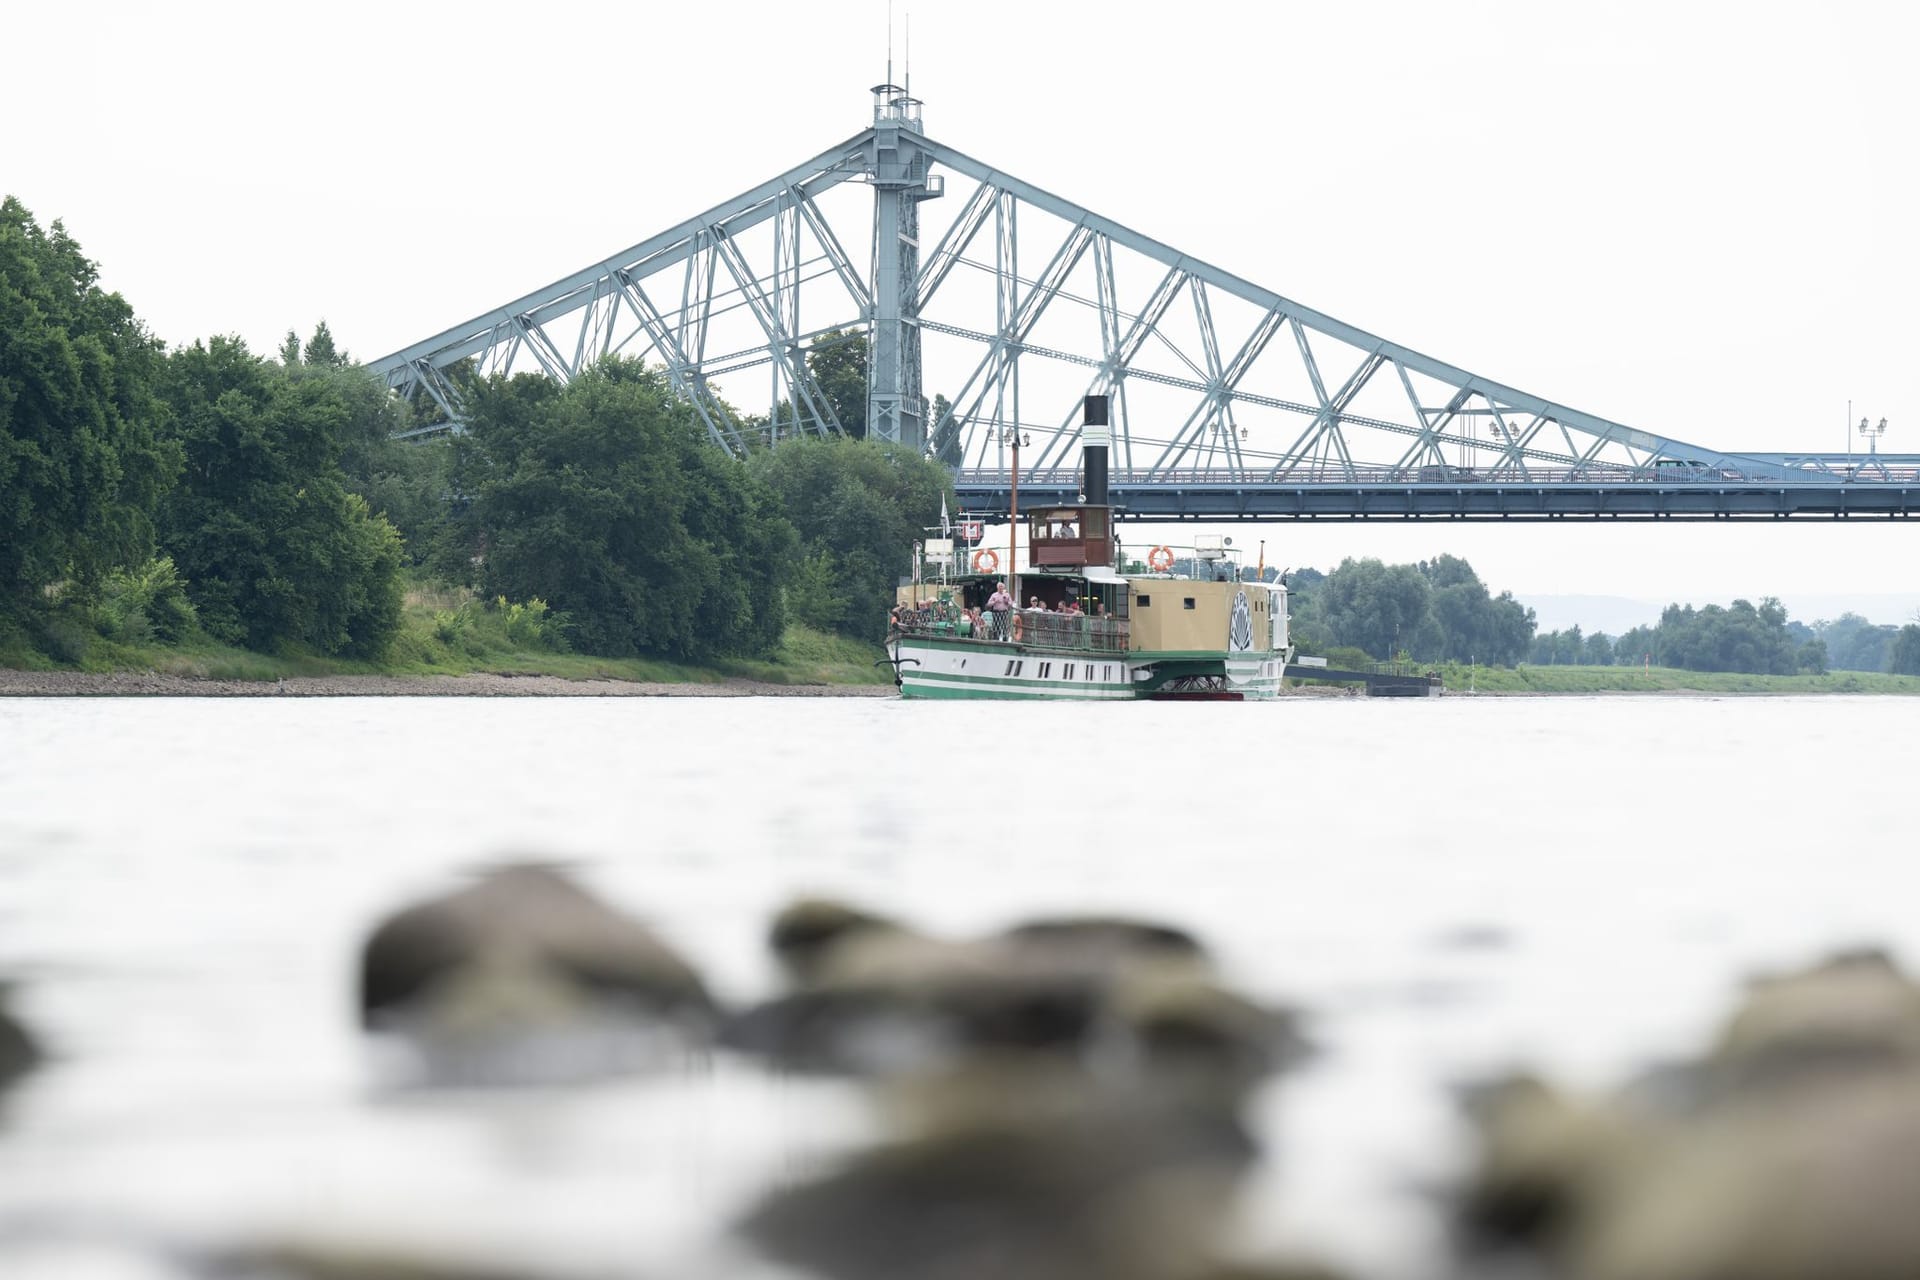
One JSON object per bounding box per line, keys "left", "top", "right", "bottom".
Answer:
{"left": 734, "top": 901, "right": 1338, "bottom": 1280}
{"left": 1456, "top": 946, "right": 1920, "bottom": 1280}
{"left": 738, "top": 1073, "right": 1260, "bottom": 1280}
{"left": 359, "top": 862, "right": 714, "bottom": 1085}
{"left": 730, "top": 898, "right": 1304, "bottom": 1085}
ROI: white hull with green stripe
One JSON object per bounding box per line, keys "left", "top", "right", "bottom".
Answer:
{"left": 887, "top": 636, "right": 1291, "bottom": 701}
{"left": 889, "top": 634, "right": 1138, "bottom": 700}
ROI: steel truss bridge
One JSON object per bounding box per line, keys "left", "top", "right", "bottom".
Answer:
{"left": 369, "top": 88, "right": 1919, "bottom": 522}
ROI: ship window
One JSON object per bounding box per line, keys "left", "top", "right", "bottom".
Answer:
{"left": 1137, "top": 594, "right": 1152, "bottom": 607}
{"left": 1065, "top": 664, "right": 1074, "bottom": 680}
{"left": 1005, "top": 660, "right": 1016, "bottom": 676}
{"left": 1040, "top": 662, "right": 1051, "bottom": 679}
{"left": 1183, "top": 597, "right": 1196, "bottom": 610}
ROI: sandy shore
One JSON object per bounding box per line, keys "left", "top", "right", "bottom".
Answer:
{"left": 0, "top": 670, "right": 899, "bottom": 698}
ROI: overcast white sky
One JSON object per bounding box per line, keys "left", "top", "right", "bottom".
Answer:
{"left": 6, "top": 1, "right": 1916, "bottom": 623}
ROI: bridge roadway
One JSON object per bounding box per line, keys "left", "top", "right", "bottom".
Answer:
{"left": 954, "top": 463, "right": 1920, "bottom": 521}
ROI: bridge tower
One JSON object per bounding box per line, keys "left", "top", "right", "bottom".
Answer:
{"left": 865, "top": 84, "right": 939, "bottom": 447}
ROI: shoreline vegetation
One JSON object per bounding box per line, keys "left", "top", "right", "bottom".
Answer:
{"left": 0, "top": 582, "right": 897, "bottom": 697}
{"left": 1432, "top": 662, "right": 1920, "bottom": 696}
{"left": 0, "top": 670, "right": 896, "bottom": 697}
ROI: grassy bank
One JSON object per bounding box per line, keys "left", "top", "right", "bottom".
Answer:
{"left": 0, "top": 582, "right": 892, "bottom": 687}
{"left": 1435, "top": 662, "right": 1920, "bottom": 695}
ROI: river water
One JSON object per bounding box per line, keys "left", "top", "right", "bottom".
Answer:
{"left": 0, "top": 694, "right": 1915, "bottom": 1279}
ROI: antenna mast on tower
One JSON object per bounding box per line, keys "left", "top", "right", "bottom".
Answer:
{"left": 865, "top": 3, "right": 937, "bottom": 448}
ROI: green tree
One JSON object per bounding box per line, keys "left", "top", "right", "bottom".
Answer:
{"left": 805, "top": 329, "right": 868, "bottom": 437}
{"left": 1280, "top": 569, "right": 1326, "bottom": 652}
{"left": 449, "top": 359, "right": 792, "bottom": 661}
{"left": 304, "top": 355, "right": 451, "bottom": 565}
{"left": 303, "top": 320, "right": 345, "bottom": 369}
{"left": 1420, "top": 553, "right": 1480, "bottom": 590}
{"left": 1890, "top": 625, "right": 1920, "bottom": 676}
{"left": 1530, "top": 624, "right": 1586, "bottom": 665}
{"left": 1617, "top": 625, "right": 1657, "bottom": 668}
{"left": 1312, "top": 558, "right": 1433, "bottom": 660}
{"left": 1815, "top": 613, "right": 1897, "bottom": 672}
{"left": 1289, "top": 560, "right": 1531, "bottom": 664}
{"left": 750, "top": 435, "right": 953, "bottom": 642}
{"left": 0, "top": 196, "right": 178, "bottom": 617}
{"left": 929, "top": 393, "right": 961, "bottom": 465}
{"left": 1482, "top": 591, "right": 1536, "bottom": 666}
{"left": 1640, "top": 597, "right": 1800, "bottom": 674}
{"left": 155, "top": 336, "right": 403, "bottom": 657}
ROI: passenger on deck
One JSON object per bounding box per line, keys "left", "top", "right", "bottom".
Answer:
{"left": 986, "top": 582, "right": 1013, "bottom": 640}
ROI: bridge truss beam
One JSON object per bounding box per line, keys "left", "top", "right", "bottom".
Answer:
{"left": 368, "top": 93, "right": 1912, "bottom": 516}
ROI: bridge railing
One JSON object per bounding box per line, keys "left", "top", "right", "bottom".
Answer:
{"left": 957, "top": 463, "right": 1920, "bottom": 487}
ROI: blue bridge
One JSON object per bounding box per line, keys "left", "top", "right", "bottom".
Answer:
{"left": 368, "top": 87, "right": 1916, "bottom": 522}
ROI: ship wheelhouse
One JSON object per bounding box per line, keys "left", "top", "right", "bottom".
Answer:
{"left": 1026, "top": 504, "right": 1113, "bottom": 571}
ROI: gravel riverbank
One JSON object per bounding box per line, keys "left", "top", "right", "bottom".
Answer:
{"left": 0, "top": 670, "right": 898, "bottom": 698}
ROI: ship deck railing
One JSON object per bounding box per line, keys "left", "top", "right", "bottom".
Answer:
{"left": 893, "top": 611, "right": 1130, "bottom": 653}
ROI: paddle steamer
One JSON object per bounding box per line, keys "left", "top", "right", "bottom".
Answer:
{"left": 886, "top": 398, "right": 1293, "bottom": 700}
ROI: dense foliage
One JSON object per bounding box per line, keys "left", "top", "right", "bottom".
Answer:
{"left": 1889, "top": 625, "right": 1920, "bottom": 676}
{"left": 749, "top": 435, "right": 953, "bottom": 643}
{"left": 1288, "top": 555, "right": 1534, "bottom": 664}
{"left": 1535, "top": 597, "right": 1828, "bottom": 675}
{"left": 1, "top": 197, "right": 956, "bottom": 669}
{"left": 157, "top": 336, "right": 405, "bottom": 657}
{"left": 806, "top": 329, "right": 869, "bottom": 438}
{"left": 0, "top": 196, "right": 178, "bottom": 616}
{"left": 1812, "top": 612, "right": 1902, "bottom": 673}
{"left": 306, "top": 339, "right": 455, "bottom": 565}
{"left": 442, "top": 360, "right": 794, "bottom": 661}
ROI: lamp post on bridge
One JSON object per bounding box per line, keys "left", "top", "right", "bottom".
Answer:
{"left": 1860, "top": 415, "right": 1888, "bottom": 455}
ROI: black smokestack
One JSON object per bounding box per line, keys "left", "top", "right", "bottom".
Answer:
{"left": 1082, "top": 394, "right": 1109, "bottom": 508}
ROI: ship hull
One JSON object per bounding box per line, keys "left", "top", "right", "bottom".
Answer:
{"left": 890, "top": 634, "right": 1137, "bottom": 700}
{"left": 889, "top": 636, "right": 1288, "bottom": 701}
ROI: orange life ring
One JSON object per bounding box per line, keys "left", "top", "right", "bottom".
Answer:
{"left": 972, "top": 548, "right": 1000, "bottom": 573}
{"left": 1147, "top": 546, "right": 1175, "bottom": 572}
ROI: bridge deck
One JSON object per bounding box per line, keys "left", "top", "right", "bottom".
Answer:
{"left": 957, "top": 473, "right": 1920, "bottom": 521}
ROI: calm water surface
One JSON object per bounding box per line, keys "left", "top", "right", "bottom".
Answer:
{"left": 1, "top": 694, "right": 1915, "bottom": 1278}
